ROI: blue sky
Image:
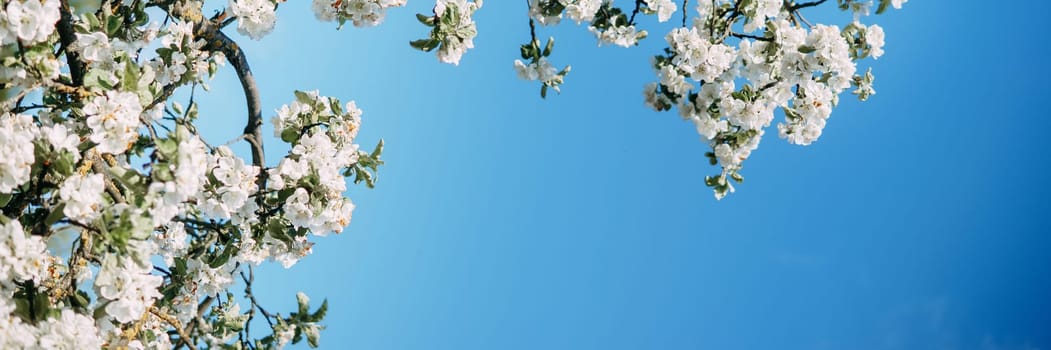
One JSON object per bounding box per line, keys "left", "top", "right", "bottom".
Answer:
{"left": 189, "top": 1, "right": 1051, "bottom": 349}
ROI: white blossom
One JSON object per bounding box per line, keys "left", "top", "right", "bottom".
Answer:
{"left": 591, "top": 19, "right": 645, "bottom": 47}
{"left": 58, "top": 174, "right": 106, "bottom": 222}
{"left": 0, "top": 220, "right": 49, "bottom": 288}
{"left": 39, "top": 123, "right": 81, "bottom": 162}
{"left": 433, "top": 0, "right": 482, "bottom": 65}
{"left": 0, "top": 113, "right": 37, "bottom": 193}
{"left": 229, "top": 0, "right": 277, "bottom": 40}
{"left": 866, "top": 24, "right": 885, "bottom": 59}
{"left": 1, "top": 0, "right": 61, "bottom": 44}
{"left": 73, "top": 32, "right": 114, "bottom": 63}
{"left": 562, "top": 0, "right": 601, "bottom": 24}
{"left": 84, "top": 91, "right": 143, "bottom": 155}
{"left": 645, "top": 0, "right": 677, "bottom": 23}
{"left": 94, "top": 254, "right": 163, "bottom": 324}
{"left": 37, "top": 309, "right": 104, "bottom": 349}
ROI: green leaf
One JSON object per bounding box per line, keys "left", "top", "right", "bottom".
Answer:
{"left": 155, "top": 137, "right": 177, "bottom": 156}
{"left": 876, "top": 0, "right": 890, "bottom": 14}
{"left": 309, "top": 299, "right": 328, "bottom": 322}
{"left": 370, "top": 139, "right": 384, "bottom": 158}
{"left": 520, "top": 44, "right": 534, "bottom": 60}
{"left": 294, "top": 90, "right": 313, "bottom": 104}
{"left": 730, "top": 172, "right": 744, "bottom": 183}
{"left": 280, "top": 128, "right": 299, "bottom": 143}
{"left": 209, "top": 244, "right": 238, "bottom": 269}
{"left": 297, "top": 292, "right": 310, "bottom": 316}
{"left": 70, "top": 290, "right": 90, "bottom": 309}
{"left": 409, "top": 38, "right": 440, "bottom": 52}
{"left": 122, "top": 61, "right": 141, "bottom": 92}
{"left": 45, "top": 203, "right": 66, "bottom": 226}
{"left": 84, "top": 12, "right": 101, "bottom": 29}
{"left": 416, "top": 13, "right": 435, "bottom": 26}
{"left": 305, "top": 325, "right": 321, "bottom": 348}
{"left": 106, "top": 15, "right": 122, "bottom": 36}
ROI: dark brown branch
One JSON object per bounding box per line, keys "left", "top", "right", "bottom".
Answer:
{"left": 731, "top": 32, "right": 772, "bottom": 41}
{"left": 628, "top": 0, "right": 644, "bottom": 25}
{"left": 160, "top": 3, "right": 268, "bottom": 203}
{"left": 224, "top": 35, "right": 267, "bottom": 204}
{"left": 91, "top": 157, "right": 126, "bottom": 203}
{"left": 241, "top": 265, "right": 275, "bottom": 329}
{"left": 787, "top": 0, "right": 827, "bottom": 11}
{"left": 681, "top": 0, "right": 689, "bottom": 27}
{"left": 151, "top": 307, "right": 199, "bottom": 350}
{"left": 56, "top": 0, "right": 86, "bottom": 86}
{"left": 197, "top": 24, "right": 266, "bottom": 202}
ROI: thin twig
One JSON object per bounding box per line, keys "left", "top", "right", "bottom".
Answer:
{"left": 151, "top": 307, "right": 199, "bottom": 350}
{"left": 787, "top": 0, "right": 826, "bottom": 11}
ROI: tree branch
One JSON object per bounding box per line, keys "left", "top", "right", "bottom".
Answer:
{"left": 628, "top": 0, "right": 644, "bottom": 25}
{"left": 197, "top": 21, "right": 267, "bottom": 203}
{"left": 788, "top": 0, "right": 827, "bottom": 11}
{"left": 151, "top": 306, "right": 199, "bottom": 350}
{"left": 731, "top": 32, "right": 772, "bottom": 41}
{"left": 56, "top": 0, "right": 86, "bottom": 86}
{"left": 160, "top": 3, "right": 268, "bottom": 203}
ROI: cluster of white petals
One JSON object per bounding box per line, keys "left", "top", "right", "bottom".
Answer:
{"left": 666, "top": 27, "right": 736, "bottom": 83}
{"left": 0, "top": 298, "right": 103, "bottom": 349}
{"left": 433, "top": 0, "right": 483, "bottom": 65}
{"left": 58, "top": 174, "right": 106, "bottom": 222}
{"left": 0, "top": 221, "right": 48, "bottom": 288}
{"left": 591, "top": 18, "right": 645, "bottom": 47}
{"left": 514, "top": 57, "right": 568, "bottom": 92}
{"left": 0, "top": 114, "right": 37, "bottom": 193}
{"left": 0, "top": 0, "right": 368, "bottom": 346}
{"left": 313, "top": 0, "right": 408, "bottom": 27}
{"left": 644, "top": 0, "right": 677, "bottom": 22}
{"left": 563, "top": 0, "right": 601, "bottom": 24}
{"left": 633, "top": 1, "right": 905, "bottom": 197}
{"left": 84, "top": 91, "right": 143, "bottom": 155}
{"left": 270, "top": 91, "right": 363, "bottom": 239}
{"left": 197, "top": 146, "right": 261, "bottom": 223}
{"left": 230, "top": 0, "right": 277, "bottom": 40}
{"left": 94, "top": 254, "right": 164, "bottom": 324}
{"left": 0, "top": 0, "right": 60, "bottom": 45}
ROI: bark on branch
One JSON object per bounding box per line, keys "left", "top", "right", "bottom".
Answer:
{"left": 195, "top": 19, "right": 268, "bottom": 200}
{"left": 161, "top": 2, "right": 268, "bottom": 200}
{"left": 56, "top": 0, "right": 86, "bottom": 86}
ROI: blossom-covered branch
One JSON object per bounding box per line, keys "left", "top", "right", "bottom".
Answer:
{"left": 408, "top": 0, "right": 904, "bottom": 199}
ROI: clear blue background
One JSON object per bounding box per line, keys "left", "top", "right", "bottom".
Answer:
{"left": 190, "top": 1, "right": 1051, "bottom": 349}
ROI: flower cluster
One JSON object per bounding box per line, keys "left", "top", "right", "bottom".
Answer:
{"left": 452, "top": 0, "right": 905, "bottom": 198}
{"left": 2, "top": 0, "right": 375, "bottom": 346}
{"left": 514, "top": 36, "right": 571, "bottom": 97}
{"left": 230, "top": 0, "right": 278, "bottom": 40}
{"left": 0, "top": 114, "right": 37, "bottom": 193}
{"left": 636, "top": 1, "right": 905, "bottom": 198}
{"left": 58, "top": 174, "right": 106, "bottom": 222}
{"left": 269, "top": 91, "right": 367, "bottom": 239}
{"left": 410, "top": 0, "right": 483, "bottom": 65}
{"left": 0, "top": 0, "right": 60, "bottom": 45}
{"left": 95, "top": 254, "right": 164, "bottom": 324}
{"left": 526, "top": 0, "right": 655, "bottom": 47}
{"left": 84, "top": 91, "right": 143, "bottom": 155}
{"left": 312, "top": 0, "right": 408, "bottom": 28}
{"left": 197, "top": 146, "right": 261, "bottom": 223}
{"left": 0, "top": 221, "right": 100, "bottom": 349}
